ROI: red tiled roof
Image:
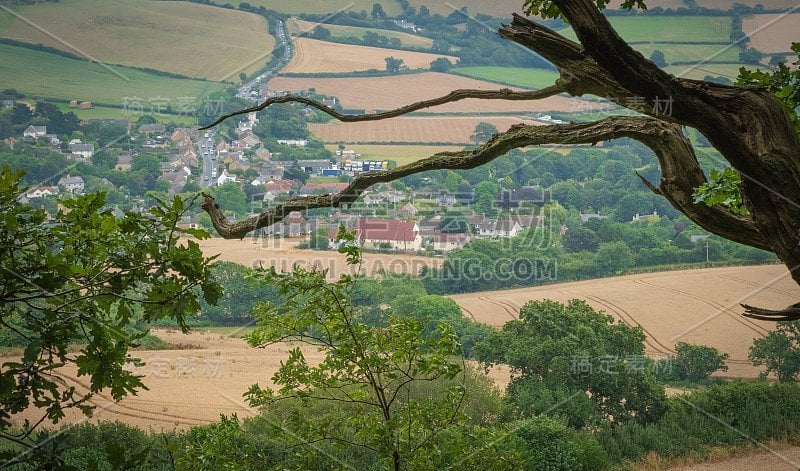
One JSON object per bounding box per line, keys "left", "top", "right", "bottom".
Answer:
{"left": 357, "top": 218, "right": 418, "bottom": 242}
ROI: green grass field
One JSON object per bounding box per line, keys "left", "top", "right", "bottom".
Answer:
{"left": 0, "top": 43, "right": 224, "bottom": 108}
{"left": 449, "top": 67, "right": 560, "bottom": 89}
{"left": 558, "top": 16, "right": 733, "bottom": 43}
{"left": 0, "top": 0, "right": 272, "bottom": 81}
{"left": 633, "top": 43, "right": 740, "bottom": 64}
{"left": 54, "top": 103, "right": 197, "bottom": 125}
{"left": 238, "top": 0, "right": 402, "bottom": 15}
{"left": 286, "top": 17, "right": 433, "bottom": 48}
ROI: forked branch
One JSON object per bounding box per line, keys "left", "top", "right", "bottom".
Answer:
{"left": 200, "top": 85, "right": 563, "bottom": 130}
{"left": 203, "top": 115, "right": 764, "bottom": 249}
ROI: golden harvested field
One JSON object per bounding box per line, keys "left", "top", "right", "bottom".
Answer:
{"left": 325, "top": 144, "right": 466, "bottom": 166}
{"left": 743, "top": 14, "right": 800, "bottom": 53}
{"left": 8, "top": 265, "right": 796, "bottom": 432}
{"left": 282, "top": 38, "right": 457, "bottom": 73}
{"left": 309, "top": 116, "right": 543, "bottom": 144}
{"left": 450, "top": 264, "right": 799, "bottom": 378}
{"left": 286, "top": 18, "right": 434, "bottom": 48}
{"left": 197, "top": 237, "right": 442, "bottom": 278}
{"left": 0, "top": 0, "right": 272, "bottom": 81}
{"left": 269, "top": 72, "right": 604, "bottom": 113}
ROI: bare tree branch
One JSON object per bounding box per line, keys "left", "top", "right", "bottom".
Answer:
{"left": 200, "top": 86, "right": 564, "bottom": 130}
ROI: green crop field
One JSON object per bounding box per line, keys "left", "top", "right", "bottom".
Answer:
{"left": 558, "top": 16, "right": 732, "bottom": 43}
{"left": 54, "top": 103, "right": 197, "bottom": 126}
{"left": 0, "top": 0, "right": 273, "bottom": 81}
{"left": 449, "top": 67, "right": 560, "bottom": 90}
{"left": 237, "top": 0, "right": 402, "bottom": 16}
{"left": 286, "top": 18, "right": 433, "bottom": 48}
{"left": 0, "top": 43, "right": 224, "bottom": 109}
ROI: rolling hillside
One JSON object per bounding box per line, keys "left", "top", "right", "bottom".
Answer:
{"left": 0, "top": 42, "right": 224, "bottom": 107}
{"left": 0, "top": 0, "right": 273, "bottom": 80}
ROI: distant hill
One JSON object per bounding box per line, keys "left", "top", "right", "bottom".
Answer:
{"left": 0, "top": 0, "right": 273, "bottom": 81}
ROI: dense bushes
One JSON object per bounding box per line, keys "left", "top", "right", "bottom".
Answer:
{"left": 598, "top": 381, "right": 800, "bottom": 464}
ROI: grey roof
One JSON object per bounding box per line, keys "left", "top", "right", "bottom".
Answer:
{"left": 70, "top": 143, "right": 94, "bottom": 152}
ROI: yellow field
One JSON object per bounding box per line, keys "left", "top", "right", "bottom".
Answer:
{"left": 743, "top": 14, "right": 799, "bottom": 53}
{"left": 7, "top": 264, "right": 795, "bottom": 432}
{"left": 286, "top": 17, "right": 434, "bottom": 49}
{"left": 310, "top": 116, "right": 544, "bottom": 144}
{"left": 269, "top": 72, "right": 603, "bottom": 113}
{"left": 325, "top": 144, "right": 466, "bottom": 166}
{"left": 450, "top": 264, "right": 798, "bottom": 378}
{"left": 282, "top": 38, "right": 457, "bottom": 73}
{"left": 0, "top": 0, "right": 273, "bottom": 81}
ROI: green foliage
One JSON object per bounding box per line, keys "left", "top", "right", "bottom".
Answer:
{"left": 384, "top": 56, "right": 405, "bottom": 73}
{"left": 470, "top": 121, "right": 498, "bottom": 143}
{"left": 737, "top": 43, "right": 800, "bottom": 132}
{"left": 523, "top": 0, "right": 647, "bottom": 19}
{"left": 243, "top": 237, "right": 466, "bottom": 470}
{"left": 0, "top": 168, "right": 221, "bottom": 455}
{"left": 199, "top": 262, "right": 281, "bottom": 325}
{"left": 430, "top": 57, "right": 452, "bottom": 72}
{"left": 598, "top": 381, "right": 800, "bottom": 464}
{"left": 749, "top": 320, "right": 800, "bottom": 382}
{"left": 474, "top": 299, "right": 666, "bottom": 427}
{"left": 673, "top": 342, "right": 729, "bottom": 381}
{"left": 692, "top": 167, "right": 748, "bottom": 216}
{"left": 177, "top": 415, "right": 274, "bottom": 470}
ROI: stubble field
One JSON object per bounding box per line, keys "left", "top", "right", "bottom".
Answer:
{"left": 450, "top": 264, "right": 798, "bottom": 378}
{"left": 7, "top": 264, "right": 793, "bottom": 432}
{"left": 742, "top": 13, "right": 800, "bottom": 53}
{"left": 268, "top": 72, "right": 604, "bottom": 113}
{"left": 309, "top": 116, "right": 543, "bottom": 143}
{"left": 281, "top": 38, "right": 457, "bottom": 73}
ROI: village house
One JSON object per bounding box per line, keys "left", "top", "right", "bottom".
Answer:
{"left": 496, "top": 185, "right": 544, "bottom": 209}
{"left": 329, "top": 218, "right": 422, "bottom": 252}
{"left": 58, "top": 175, "right": 85, "bottom": 194}
{"left": 433, "top": 232, "right": 472, "bottom": 253}
{"left": 137, "top": 123, "right": 166, "bottom": 134}
{"left": 115, "top": 154, "right": 132, "bottom": 171}
{"left": 25, "top": 186, "right": 59, "bottom": 199}
{"left": 580, "top": 212, "right": 608, "bottom": 223}
{"left": 261, "top": 162, "right": 285, "bottom": 180}
{"left": 276, "top": 139, "right": 308, "bottom": 147}
{"left": 216, "top": 170, "right": 237, "bottom": 186}
{"left": 632, "top": 210, "right": 659, "bottom": 223}
{"left": 23, "top": 125, "right": 47, "bottom": 139}
{"left": 477, "top": 217, "right": 523, "bottom": 238}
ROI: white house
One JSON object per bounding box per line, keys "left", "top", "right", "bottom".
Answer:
{"left": 70, "top": 143, "right": 95, "bottom": 160}
{"left": 216, "top": 170, "right": 237, "bottom": 185}
{"left": 23, "top": 125, "right": 47, "bottom": 139}
{"left": 25, "top": 186, "right": 59, "bottom": 199}
{"left": 433, "top": 232, "right": 471, "bottom": 253}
